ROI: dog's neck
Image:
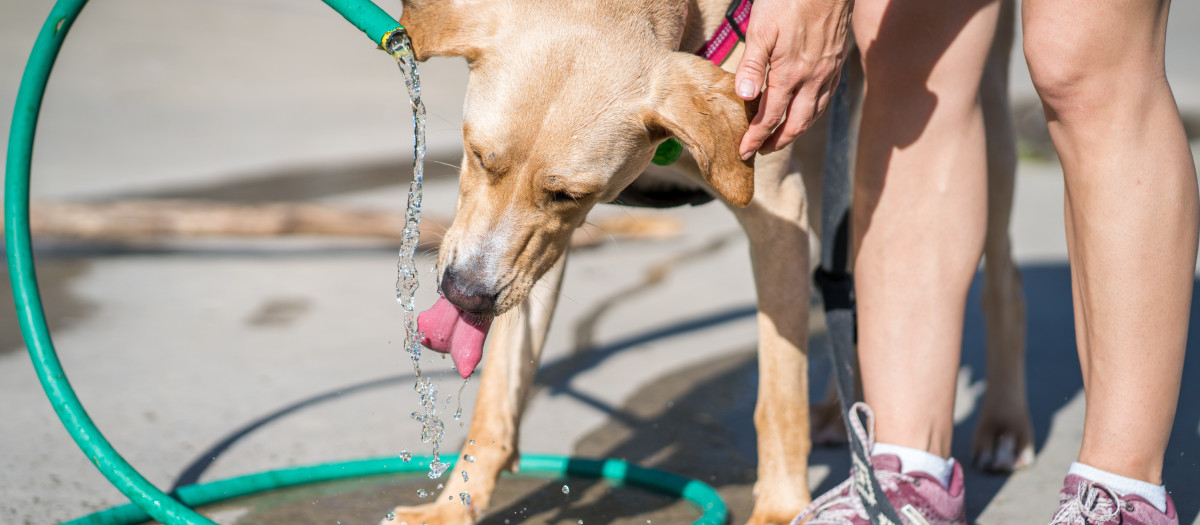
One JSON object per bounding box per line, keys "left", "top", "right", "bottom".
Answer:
{"left": 679, "top": 0, "right": 736, "bottom": 55}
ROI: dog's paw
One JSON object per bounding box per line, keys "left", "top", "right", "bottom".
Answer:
{"left": 972, "top": 396, "right": 1035, "bottom": 472}
{"left": 809, "top": 397, "right": 848, "bottom": 446}
{"left": 385, "top": 501, "right": 476, "bottom": 525}
{"left": 747, "top": 482, "right": 809, "bottom": 525}
{"left": 746, "top": 507, "right": 804, "bottom": 525}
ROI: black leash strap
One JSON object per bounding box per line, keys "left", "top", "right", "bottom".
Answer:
{"left": 814, "top": 70, "right": 904, "bottom": 524}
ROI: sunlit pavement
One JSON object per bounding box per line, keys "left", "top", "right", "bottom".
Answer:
{"left": 2, "top": 1, "right": 1199, "bottom": 523}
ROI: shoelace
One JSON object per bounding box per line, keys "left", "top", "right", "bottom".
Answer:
{"left": 791, "top": 469, "right": 917, "bottom": 525}
{"left": 790, "top": 403, "right": 920, "bottom": 525}
{"left": 1050, "top": 480, "right": 1125, "bottom": 524}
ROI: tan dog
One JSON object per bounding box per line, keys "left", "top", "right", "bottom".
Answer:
{"left": 391, "top": 0, "right": 1032, "bottom": 523}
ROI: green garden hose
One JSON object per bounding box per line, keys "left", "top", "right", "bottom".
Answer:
{"left": 5, "top": 1, "right": 728, "bottom": 524}
{"left": 64, "top": 454, "right": 726, "bottom": 525}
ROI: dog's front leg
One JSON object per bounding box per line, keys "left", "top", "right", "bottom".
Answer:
{"left": 389, "top": 254, "right": 567, "bottom": 525}
{"left": 732, "top": 150, "right": 814, "bottom": 525}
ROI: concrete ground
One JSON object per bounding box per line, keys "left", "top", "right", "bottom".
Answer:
{"left": 2, "top": 1, "right": 1199, "bottom": 524}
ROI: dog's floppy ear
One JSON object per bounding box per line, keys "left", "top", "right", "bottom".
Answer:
{"left": 643, "top": 0, "right": 689, "bottom": 49}
{"left": 400, "top": 0, "right": 497, "bottom": 61}
{"left": 645, "top": 53, "right": 756, "bottom": 207}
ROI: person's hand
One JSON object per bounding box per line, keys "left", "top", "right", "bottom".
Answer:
{"left": 736, "top": 0, "right": 854, "bottom": 159}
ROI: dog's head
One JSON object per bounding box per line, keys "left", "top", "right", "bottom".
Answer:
{"left": 403, "top": 0, "right": 754, "bottom": 317}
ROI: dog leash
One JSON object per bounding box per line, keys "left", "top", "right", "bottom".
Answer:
{"left": 813, "top": 70, "right": 905, "bottom": 524}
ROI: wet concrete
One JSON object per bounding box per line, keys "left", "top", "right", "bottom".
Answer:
{"left": 158, "top": 351, "right": 759, "bottom": 525}
{"left": 572, "top": 350, "right": 761, "bottom": 525}
{"left": 169, "top": 473, "right": 696, "bottom": 525}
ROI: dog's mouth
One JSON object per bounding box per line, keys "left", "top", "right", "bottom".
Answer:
{"left": 417, "top": 296, "right": 494, "bottom": 378}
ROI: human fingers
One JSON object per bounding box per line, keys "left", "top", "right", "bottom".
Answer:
{"left": 760, "top": 67, "right": 840, "bottom": 153}
{"left": 734, "top": 24, "right": 772, "bottom": 101}
{"left": 739, "top": 73, "right": 794, "bottom": 160}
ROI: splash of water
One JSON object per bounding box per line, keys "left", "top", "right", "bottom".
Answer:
{"left": 385, "top": 28, "right": 451, "bottom": 481}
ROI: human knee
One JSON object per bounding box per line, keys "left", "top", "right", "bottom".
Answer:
{"left": 1024, "top": 20, "right": 1161, "bottom": 119}
{"left": 1023, "top": 35, "right": 1094, "bottom": 116}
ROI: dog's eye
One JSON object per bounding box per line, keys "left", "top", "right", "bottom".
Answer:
{"left": 548, "top": 190, "right": 579, "bottom": 203}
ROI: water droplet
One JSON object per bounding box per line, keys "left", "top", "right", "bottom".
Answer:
{"left": 417, "top": 489, "right": 427, "bottom": 498}
{"left": 437, "top": 484, "right": 444, "bottom": 490}
{"left": 462, "top": 471, "right": 469, "bottom": 482}
{"left": 460, "top": 492, "right": 472, "bottom": 505}
{"left": 464, "top": 454, "right": 475, "bottom": 463}
{"left": 578, "top": 521, "right": 584, "bottom": 524}
{"left": 562, "top": 484, "right": 570, "bottom": 495}
{"left": 386, "top": 513, "right": 396, "bottom": 521}
{"left": 399, "top": 450, "right": 412, "bottom": 462}
{"left": 428, "top": 460, "right": 450, "bottom": 479}
{"left": 469, "top": 440, "right": 476, "bottom": 445}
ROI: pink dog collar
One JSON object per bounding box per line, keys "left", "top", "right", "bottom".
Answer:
{"left": 698, "top": 0, "right": 753, "bottom": 66}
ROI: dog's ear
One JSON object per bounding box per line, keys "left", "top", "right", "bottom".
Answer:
{"left": 400, "top": 0, "right": 497, "bottom": 61}
{"left": 644, "top": 0, "right": 688, "bottom": 49}
{"left": 646, "top": 54, "right": 756, "bottom": 207}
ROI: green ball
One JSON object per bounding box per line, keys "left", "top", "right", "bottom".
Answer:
{"left": 652, "top": 138, "right": 683, "bottom": 166}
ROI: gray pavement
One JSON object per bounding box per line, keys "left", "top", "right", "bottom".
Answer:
{"left": 2, "top": 1, "right": 1200, "bottom": 524}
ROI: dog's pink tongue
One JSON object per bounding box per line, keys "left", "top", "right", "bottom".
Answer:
{"left": 417, "top": 297, "right": 492, "bottom": 379}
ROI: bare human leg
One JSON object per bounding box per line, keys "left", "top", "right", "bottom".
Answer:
{"left": 1024, "top": 0, "right": 1199, "bottom": 486}
{"left": 852, "top": 0, "right": 1000, "bottom": 458}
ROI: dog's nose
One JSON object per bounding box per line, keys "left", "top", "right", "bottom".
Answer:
{"left": 440, "top": 269, "right": 498, "bottom": 313}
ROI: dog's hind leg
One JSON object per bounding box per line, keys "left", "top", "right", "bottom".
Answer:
{"left": 731, "top": 148, "right": 815, "bottom": 525}
{"left": 389, "top": 254, "right": 567, "bottom": 525}
{"left": 971, "top": 0, "right": 1034, "bottom": 473}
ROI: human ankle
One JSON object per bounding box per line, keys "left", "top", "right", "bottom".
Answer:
{"left": 1069, "top": 462, "right": 1168, "bottom": 513}
{"left": 873, "top": 442, "right": 955, "bottom": 489}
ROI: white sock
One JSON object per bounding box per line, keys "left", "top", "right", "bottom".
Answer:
{"left": 1068, "top": 462, "right": 1168, "bottom": 513}
{"left": 873, "top": 442, "right": 955, "bottom": 489}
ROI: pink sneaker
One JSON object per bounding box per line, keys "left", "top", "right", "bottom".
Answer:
{"left": 1050, "top": 475, "right": 1178, "bottom": 525}
{"left": 791, "top": 404, "right": 966, "bottom": 525}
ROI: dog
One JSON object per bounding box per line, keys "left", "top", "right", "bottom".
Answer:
{"left": 390, "top": 0, "right": 1032, "bottom": 523}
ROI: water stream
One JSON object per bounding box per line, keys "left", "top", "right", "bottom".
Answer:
{"left": 386, "top": 29, "right": 453, "bottom": 481}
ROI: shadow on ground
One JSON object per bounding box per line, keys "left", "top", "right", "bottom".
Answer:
{"left": 148, "top": 263, "right": 1200, "bottom": 523}
{"left": 549, "top": 263, "right": 1200, "bottom": 523}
